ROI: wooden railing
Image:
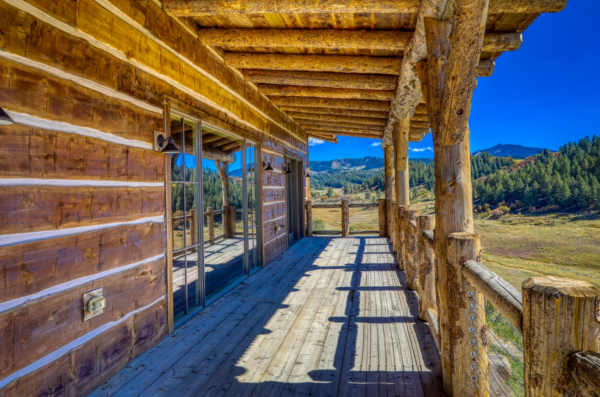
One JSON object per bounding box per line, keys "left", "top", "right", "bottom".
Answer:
{"left": 391, "top": 206, "right": 600, "bottom": 397}
{"left": 305, "top": 199, "right": 381, "bottom": 237}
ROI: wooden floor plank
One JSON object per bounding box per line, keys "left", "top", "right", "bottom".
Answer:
{"left": 89, "top": 237, "right": 445, "bottom": 397}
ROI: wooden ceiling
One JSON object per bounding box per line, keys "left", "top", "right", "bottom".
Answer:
{"left": 163, "top": 0, "right": 566, "bottom": 144}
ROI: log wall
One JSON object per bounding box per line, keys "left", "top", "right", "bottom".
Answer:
{"left": 0, "top": 0, "right": 308, "bottom": 394}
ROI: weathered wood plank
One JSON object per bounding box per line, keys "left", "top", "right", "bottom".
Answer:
{"left": 0, "top": 124, "right": 165, "bottom": 181}
{"left": 0, "top": 257, "right": 166, "bottom": 381}
{"left": 244, "top": 70, "right": 398, "bottom": 90}
{"left": 0, "top": 186, "right": 165, "bottom": 235}
{"left": 0, "top": 221, "right": 165, "bottom": 303}
{"left": 259, "top": 84, "right": 395, "bottom": 101}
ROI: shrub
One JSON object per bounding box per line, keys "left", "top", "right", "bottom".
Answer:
{"left": 490, "top": 209, "right": 503, "bottom": 219}
{"left": 313, "top": 218, "right": 326, "bottom": 231}
{"left": 498, "top": 205, "right": 510, "bottom": 215}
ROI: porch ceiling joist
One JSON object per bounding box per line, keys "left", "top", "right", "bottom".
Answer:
{"left": 200, "top": 29, "right": 521, "bottom": 53}
{"left": 258, "top": 85, "right": 395, "bottom": 101}
{"left": 308, "top": 133, "right": 339, "bottom": 144}
{"left": 304, "top": 129, "right": 383, "bottom": 140}
{"left": 243, "top": 70, "right": 399, "bottom": 91}
{"left": 284, "top": 112, "right": 387, "bottom": 126}
{"left": 224, "top": 53, "right": 403, "bottom": 75}
{"left": 295, "top": 119, "right": 384, "bottom": 131}
{"left": 163, "top": 0, "right": 569, "bottom": 17}
{"left": 270, "top": 97, "right": 390, "bottom": 112}
{"left": 277, "top": 107, "right": 390, "bottom": 120}
{"left": 303, "top": 124, "right": 384, "bottom": 135}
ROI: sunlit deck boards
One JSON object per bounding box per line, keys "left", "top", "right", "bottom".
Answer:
{"left": 90, "top": 237, "right": 444, "bottom": 397}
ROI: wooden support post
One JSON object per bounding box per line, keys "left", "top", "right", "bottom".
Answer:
{"left": 397, "top": 205, "right": 407, "bottom": 269}
{"left": 565, "top": 351, "right": 600, "bottom": 397}
{"left": 446, "top": 233, "right": 486, "bottom": 397}
{"left": 522, "top": 277, "right": 600, "bottom": 397}
{"left": 306, "top": 200, "right": 313, "bottom": 237}
{"left": 341, "top": 200, "right": 350, "bottom": 237}
{"left": 417, "top": 215, "right": 436, "bottom": 321}
{"left": 390, "top": 201, "right": 397, "bottom": 252}
{"left": 378, "top": 199, "right": 386, "bottom": 237}
{"left": 404, "top": 208, "right": 420, "bottom": 290}
{"left": 392, "top": 117, "right": 410, "bottom": 207}
{"left": 384, "top": 144, "right": 395, "bottom": 239}
{"left": 229, "top": 205, "right": 236, "bottom": 237}
{"left": 189, "top": 209, "right": 197, "bottom": 245}
{"left": 223, "top": 205, "right": 230, "bottom": 238}
{"left": 207, "top": 207, "right": 214, "bottom": 245}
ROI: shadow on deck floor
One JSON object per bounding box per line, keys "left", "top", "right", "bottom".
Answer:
{"left": 89, "top": 236, "right": 445, "bottom": 397}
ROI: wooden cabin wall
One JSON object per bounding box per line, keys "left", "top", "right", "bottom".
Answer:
{"left": 0, "top": 0, "right": 307, "bottom": 394}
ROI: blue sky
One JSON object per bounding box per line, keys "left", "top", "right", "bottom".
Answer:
{"left": 308, "top": 0, "right": 600, "bottom": 161}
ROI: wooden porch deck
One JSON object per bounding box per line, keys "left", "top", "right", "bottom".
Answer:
{"left": 90, "top": 236, "right": 444, "bottom": 397}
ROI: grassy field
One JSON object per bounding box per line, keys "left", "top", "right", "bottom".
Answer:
{"left": 312, "top": 187, "right": 600, "bottom": 289}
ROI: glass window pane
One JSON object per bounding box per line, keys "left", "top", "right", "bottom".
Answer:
{"left": 170, "top": 116, "right": 184, "bottom": 181}
{"left": 185, "top": 246, "right": 201, "bottom": 312}
{"left": 185, "top": 184, "right": 199, "bottom": 247}
{"left": 172, "top": 249, "right": 186, "bottom": 323}
{"left": 172, "top": 183, "right": 185, "bottom": 251}
{"left": 184, "top": 119, "right": 198, "bottom": 181}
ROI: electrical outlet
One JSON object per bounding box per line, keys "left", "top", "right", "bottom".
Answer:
{"left": 83, "top": 288, "right": 105, "bottom": 321}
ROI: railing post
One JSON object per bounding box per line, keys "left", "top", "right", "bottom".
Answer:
{"left": 378, "top": 199, "right": 386, "bottom": 237}
{"left": 207, "top": 207, "right": 214, "bottom": 245}
{"left": 417, "top": 215, "right": 436, "bottom": 321}
{"left": 404, "top": 208, "right": 420, "bottom": 290}
{"left": 445, "top": 232, "right": 487, "bottom": 397}
{"left": 522, "top": 277, "right": 600, "bottom": 397}
{"left": 397, "top": 205, "right": 407, "bottom": 269}
{"left": 222, "top": 205, "right": 229, "bottom": 238}
{"left": 306, "top": 200, "right": 313, "bottom": 237}
{"left": 389, "top": 200, "right": 397, "bottom": 252}
{"left": 341, "top": 199, "right": 349, "bottom": 237}
{"left": 190, "top": 209, "right": 197, "bottom": 245}
{"left": 229, "top": 205, "right": 236, "bottom": 237}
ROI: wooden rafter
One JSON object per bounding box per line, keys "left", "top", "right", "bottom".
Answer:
{"left": 303, "top": 124, "right": 383, "bottom": 135}
{"left": 295, "top": 119, "right": 384, "bottom": 131}
{"left": 305, "top": 129, "right": 383, "bottom": 139}
{"left": 270, "top": 97, "right": 390, "bottom": 111}
{"left": 284, "top": 112, "right": 387, "bottom": 126}
{"left": 308, "top": 133, "right": 338, "bottom": 144}
{"left": 224, "top": 53, "right": 402, "bottom": 75}
{"left": 243, "top": 70, "right": 398, "bottom": 90}
{"left": 258, "top": 85, "right": 394, "bottom": 101}
{"left": 163, "top": 0, "right": 568, "bottom": 17}
{"left": 200, "top": 29, "right": 412, "bottom": 51}
{"left": 200, "top": 29, "right": 520, "bottom": 53}
{"left": 278, "top": 107, "right": 389, "bottom": 119}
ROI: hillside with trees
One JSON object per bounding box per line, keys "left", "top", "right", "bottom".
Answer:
{"left": 474, "top": 136, "right": 600, "bottom": 211}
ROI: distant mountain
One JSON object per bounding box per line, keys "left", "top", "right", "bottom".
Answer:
{"left": 472, "top": 144, "right": 547, "bottom": 159}
{"left": 310, "top": 156, "right": 383, "bottom": 173}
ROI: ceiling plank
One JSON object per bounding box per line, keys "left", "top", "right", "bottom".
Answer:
{"left": 224, "top": 53, "right": 403, "bottom": 75}
{"left": 285, "top": 112, "right": 387, "bottom": 126}
{"left": 200, "top": 29, "right": 412, "bottom": 51}
{"left": 304, "top": 124, "right": 384, "bottom": 134}
{"left": 271, "top": 97, "right": 391, "bottom": 111}
{"left": 163, "top": 0, "right": 568, "bottom": 17}
{"left": 243, "top": 70, "right": 398, "bottom": 90}
{"left": 278, "top": 106, "right": 389, "bottom": 119}
{"left": 305, "top": 129, "right": 383, "bottom": 139}
{"left": 296, "top": 119, "right": 384, "bottom": 131}
{"left": 258, "top": 84, "right": 394, "bottom": 101}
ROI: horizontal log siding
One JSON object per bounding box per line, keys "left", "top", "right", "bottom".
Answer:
{"left": 0, "top": 221, "right": 166, "bottom": 303}
{"left": 0, "top": 124, "right": 165, "bottom": 181}
{"left": 0, "top": 257, "right": 166, "bottom": 380}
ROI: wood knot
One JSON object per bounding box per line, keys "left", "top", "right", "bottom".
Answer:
{"left": 20, "top": 262, "right": 33, "bottom": 285}
{"left": 85, "top": 248, "right": 95, "bottom": 262}
{"left": 139, "top": 270, "right": 151, "bottom": 277}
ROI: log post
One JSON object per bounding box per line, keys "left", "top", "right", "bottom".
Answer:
{"left": 522, "top": 277, "right": 600, "bottom": 397}
{"left": 222, "top": 205, "right": 229, "bottom": 238}
{"left": 378, "top": 199, "right": 386, "bottom": 237}
{"left": 397, "top": 205, "right": 407, "bottom": 269}
{"left": 445, "top": 232, "right": 486, "bottom": 397}
{"left": 384, "top": 144, "right": 395, "bottom": 238}
{"left": 306, "top": 200, "right": 313, "bottom": 237}
{"left": 229, "top": 205, "right": 236, "bottom": 237}
{"left": 341, "top": 199, "right": 350, "bottom": 237}
{"left": 404, "top": 208, "right": 420, "bottom": 290}
{"left": 565, "top": 351, "right": 600, "bottom": 397}
{"left": 417, "top": 215, "right": 436, "bottom": 321}
{"left": 390, "top": 201, "right": 397, "bottom": 252}
{"left": 207, "top": 207, "right": 214, "bottom": 245}
{"left": 392, "top": 117, "right": 410, "bottom": 207}
{"left": 190, "top": 209, "right": 197, "bottom": 245}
